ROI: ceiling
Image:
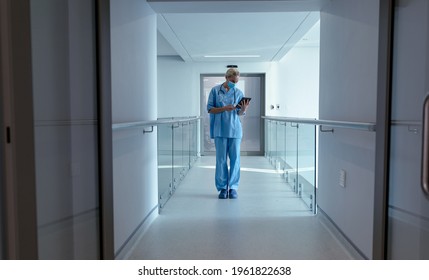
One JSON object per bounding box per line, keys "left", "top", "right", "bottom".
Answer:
{"left": 148, "top": 0, "right": 325, "bottom": 62}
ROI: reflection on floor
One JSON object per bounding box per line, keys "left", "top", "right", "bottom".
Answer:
{"left": 128, "top": 156, "right": 358, "bottom": 260}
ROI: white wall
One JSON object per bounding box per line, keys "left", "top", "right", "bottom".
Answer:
{"left": 157, "top": 56, "right": 196, "bottom": 118}
{"left": 269, "top": 46, "right": 319, "bottom": 118}
{"left": 158, "top": 48, "right": 319, "bottom": 120}
{"left": 157, "top": 59, "right": 274, "bottom": 118}
{"left": 111, "top": 0, "right": 158, "bottom": 258}
{"left": 318, "top": 0, "right": 379, "bottom": 259}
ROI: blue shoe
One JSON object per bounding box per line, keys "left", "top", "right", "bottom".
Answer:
{"left": 229, "top": 189, "right": 238, "bottom": 199}
{"left": 218, "top": 188, "right": 228, "bottom": 199}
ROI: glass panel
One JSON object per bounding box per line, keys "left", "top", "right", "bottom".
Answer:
{"left": 276, "top": 122, "right": 286, "bottom": 171}
{"left": 30, "top": 0, "right": 100, "bottom": 259}
{"left": 274, "top": 121, "right": 280, "bottom": 167}
{"left": 173, "top": 123, "right": 183, "bottom": 190}
{"left": 157, "top": 124, "right": 173, "bottom": 209}
{"left": 282, "top": 122, "right": 288, "bottom": 181}
{"left": 297, "top": 124, "right": 316, "bottom": 212}
{"left": 388, "top": 0, "right": 429, "bottom": 259}
{"left": 266, "top": 121, "right": 271, "bottom": 160}
{"left": 182, "top": 122, "right": 190, "bottom": 175}
{"left": 269, "top": 121, "right": 277, "bottom": 164}
{"left": 285, "top": 123, "right": 298, "bottom": 192}
{"left": 190, "top": 120, "right": 198, "bottom": 165}
{"left": 264, "top": 119, "right": 269, "bottom": 157}
{"left": 189, "top": 121, "right": 195, "bottom": 165}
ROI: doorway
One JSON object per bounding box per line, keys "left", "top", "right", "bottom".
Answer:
{"left": 200, "top": 73, "right": 265, "bottom": 156}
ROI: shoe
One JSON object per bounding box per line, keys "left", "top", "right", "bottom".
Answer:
{"left": 228, "top": 189, "right": 238, "bottom": 199}
{"left": 218, "top": 188, "right": 228, "bottom": 199}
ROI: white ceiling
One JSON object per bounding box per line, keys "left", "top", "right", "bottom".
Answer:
{"left": 149, "top": 0, "right": 325, "bottom": 62}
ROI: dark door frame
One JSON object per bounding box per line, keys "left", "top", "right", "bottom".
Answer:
{"left": 373, "top": 0, "right": 394, "bottom": 260}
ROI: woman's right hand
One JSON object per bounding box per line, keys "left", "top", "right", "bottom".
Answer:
{"left": 224, "top": 105, "right": 236, "bottom": 111}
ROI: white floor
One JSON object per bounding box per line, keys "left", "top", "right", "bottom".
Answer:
{"left": 128, "top": 156, "right": 358, "bottom": 260}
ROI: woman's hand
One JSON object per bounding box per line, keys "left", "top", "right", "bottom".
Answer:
{"left": 239, "top": 99, "right": 250, "bottom": 112}
{"left": 224, "top": 105, "right": 236, "bottom": 111}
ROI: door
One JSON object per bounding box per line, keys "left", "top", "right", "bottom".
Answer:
{"left": 201, "top": 74, "right": 265, "bottom": 155}
{"left": 387, "top": 0, "right": 429, "bottom": 259}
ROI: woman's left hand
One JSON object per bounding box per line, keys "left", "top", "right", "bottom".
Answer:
{"left": 240, "top": 99, "right": 250, "bottom": 112}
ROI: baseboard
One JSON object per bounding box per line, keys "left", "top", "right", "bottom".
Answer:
{"left": 114, "top": 205, "right": 158, "bottom": 260}
{"left": 317, "top": 207, "right": 368, "bottom": 260}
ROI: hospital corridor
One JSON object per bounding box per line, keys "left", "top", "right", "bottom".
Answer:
{"left": 1, "top": 0, "right": 429, "bottom": 261}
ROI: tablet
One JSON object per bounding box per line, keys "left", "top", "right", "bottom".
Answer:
{"left": 236, "top": 97, "right": 251, "bottom": 108}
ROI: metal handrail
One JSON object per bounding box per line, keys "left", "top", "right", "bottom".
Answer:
{"left": 391, "top": 120, "right": 421, "bottom": 126}
{"left": 262, "top": 116, "right": 376, "bottom": 131}
{"left": 422, "top": 96, "right": 429, "bottom": 196}
{"left": 112, "top": 116, "right": 201, "bottom": 131}
{"left": 391, "top": 120, "right": 421, "bottom": 134}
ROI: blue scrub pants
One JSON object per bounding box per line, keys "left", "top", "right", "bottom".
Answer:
{"left": 214, "top": 137, "right": 241, "bottom": 191}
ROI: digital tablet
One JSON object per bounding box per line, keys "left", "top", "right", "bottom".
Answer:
{"left": 236, "top": 97, "right": 251, "bottom": 108}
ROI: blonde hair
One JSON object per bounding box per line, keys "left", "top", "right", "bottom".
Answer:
{"left": 225, "top": 68, "right": 240, "bottom": 78}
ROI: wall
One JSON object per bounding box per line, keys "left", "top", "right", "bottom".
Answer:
{"left": 157, "top": 59, "right": 274, "bottom": 118}
{"left": 157, "top": 48, "right": 319, "bottom": 120}
{"left": 270, "top": 46, "right": 319, "bottom": 118}
{"left": 111, "top": 0, "right": 158, "bottom": 258}
{"left": 318, "top": 0, "right": 379, "bottom": 259}
{"left": 157, "top": 56, "right": 196, "bottom": 118}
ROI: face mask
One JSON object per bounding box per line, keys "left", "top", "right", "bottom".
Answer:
{"left": 227, "top": 81, "right": 236, "bottom": 88}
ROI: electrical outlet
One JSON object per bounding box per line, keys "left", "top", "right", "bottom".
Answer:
{"left": 339, "top": 169, "right": 346, "bottom": 187}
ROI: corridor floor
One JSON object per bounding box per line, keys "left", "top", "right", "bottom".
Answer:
{"left": 128, "top": 156, "right": 358, "bottom": 260}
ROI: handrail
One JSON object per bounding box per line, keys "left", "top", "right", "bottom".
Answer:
{"left": 262, "top": 116, "right": 376, "bottom": 131}
{"left": 391, "top": 120, "right": 421, "bottom": 134}
{"left": 112, "top": 116, "right": 201, "bottom": 131}
{"left": 422, "top": 95, "right": 429, "bottom": 196}
{"left": 391, "top": 120, "right": 421, "bottom": 126}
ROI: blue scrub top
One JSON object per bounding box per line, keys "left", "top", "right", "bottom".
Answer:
{"left": 207, "top": 84, "right": 244, "bottom": 139}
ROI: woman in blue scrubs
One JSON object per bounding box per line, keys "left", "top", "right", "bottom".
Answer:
{"left": 207, "top": 68, "right": 250, "bottom": 199}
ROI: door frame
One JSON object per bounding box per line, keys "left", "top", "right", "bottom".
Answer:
{"left": 373, "top": 0, "right": 394, "bottom": 260}
{"left": 95, "top": 0, "right": 115, "bottom": 260}
{"left": 200, "top": 73, "right": 266, "bottom": 156}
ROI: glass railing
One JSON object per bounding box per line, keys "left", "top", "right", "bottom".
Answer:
{"left": 267, "top": 120, "right": 302, "bottom": 202}
{"left": 297, "top": 123, "right": 316, "bottom": 211}
{"left": 113, "top": 116, "right": 200, "bottom": 211}
{"left": 157, "top": 117, "right": 200, "bottom": 210}
{"left": 263, "top": 117, "right": 376, "bottom": 214}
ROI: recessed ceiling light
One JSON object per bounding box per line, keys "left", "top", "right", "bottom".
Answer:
{"left": 204, "top": 55, "right": 260, "bottom": 58}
